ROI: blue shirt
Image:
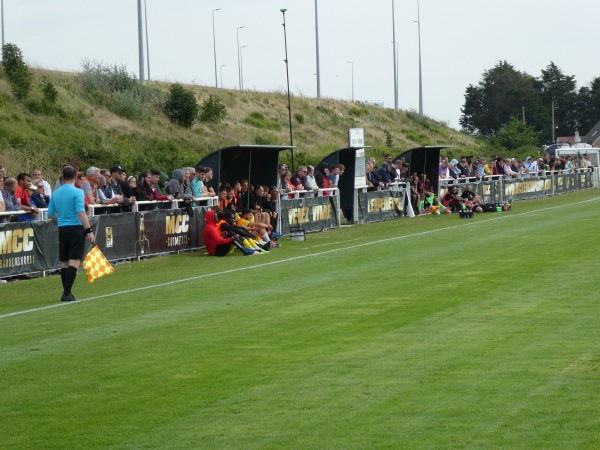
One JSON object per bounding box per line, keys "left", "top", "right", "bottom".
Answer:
{"left": 48, "top": 184, "right": 85, "bottom": 227}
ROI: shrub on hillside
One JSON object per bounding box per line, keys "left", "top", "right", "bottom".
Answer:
{"left": 2, "top": 43, "right": 32, "bottom": 100}
{"left": 40, "top": 77, "right": 58, "bottom": 105}
{"left": 80, "top": 60, "right": 136, "bottom": 94}
{"left": 164, "top": 83, "right": 199, "bottom": 128}
{"left": 199, "top": 95, "right": 227, "bottom": 123}
{"left": 294, "top": 113, "right": 305, "bottom": 124}
{"left": 110, "top": 90, "right": 146, "bottom": 120}
{"left": 244, "top": 111, "right": 282, "bottom": 130}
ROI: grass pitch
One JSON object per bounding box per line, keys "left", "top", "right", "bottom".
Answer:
{"left": 1, "top": 190, "right": 600, "bottom": 449}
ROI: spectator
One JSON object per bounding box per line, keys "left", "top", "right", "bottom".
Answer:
{"left": 0, "top": 181, "right": 4, "bottom": 219}
{"left": 200, "top": 167, "right": 216, "bottom": 197}
{"left": 74, "top": 172, "right": 90, "bottom": 214}
{"left": 328, "top": 164, "right": 345, "bottom": 187}
{"left": 0, "top": 178, "right": 21, "bottom": 222}
{"left": 32, "top": 168, "right": 52, "bottom": 199}
{"left": 484, "top": 159, "right": 498, "bottom": 177}
{"left": 104, "top": 165, "right": 136, "bottom": 210}
{"left": 143, "top": 169, "right": 174, "bottom": 205}
{"left": 503, "top": 159, "right": 518, "bottom": 179}
{"left": 30, "top": 180, "right": 49, "bottom": 208}
{"left": 82, "top": 167, "right": 101, "bottom": 206}
{"left": 457, "top": 157, "right": 471, "bottom": 178}
{"left": 375, "top": 163, "right": 395, "bottom": 186}
{"left": 0, "top": 164, "right": 6, "bottom": 179}
{"left": 191, "top": 166, "right": 205, "bottom": 201}
{"left": 439, "top": 157, "right": 450, "bottom": 180}
{"left": 127, "top": 175, "right": 148, "bottom": 202}
{"left": 277, "top": 163, "right": 289, "bottom": 193}
{"left": 366, "top": 162, "right": 383, "bottom": 189}
{"left": 303, "top": 165, "right": 319, "bottom": 196}
{"left": 283, "top": 172, "right": 296, "bottom": 199}
{"left": 471, "top": 159, "right": 484, "bottom": 180}
{"left": 290, "top": 166, "right": 307, "bottom": 191}
{"left": 448, "top": 159, "right": 461, "bottom": 181}
{"left": 315, "top": 163, "right": 330, "bottom": 195}
{"left": 15, "top": 173, "right": 40, "bottom": 222}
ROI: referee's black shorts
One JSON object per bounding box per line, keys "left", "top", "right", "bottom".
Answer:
{"left": 58, "top": 225, "right": 86, "bottom": 262}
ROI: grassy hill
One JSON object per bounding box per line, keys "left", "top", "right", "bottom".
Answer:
{"left": 0, "top": 65, "right": 485, "bottom": 182}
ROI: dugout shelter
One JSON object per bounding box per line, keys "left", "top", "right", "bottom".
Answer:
{"left": 196, "top": 144, "right": 296, "bottom": 208}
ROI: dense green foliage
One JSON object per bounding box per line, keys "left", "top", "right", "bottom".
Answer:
{"left": 496, "top": 116, "right": 541, "bottom": 150}
{"left": 1, "top": 43, "right": 32, "bottom": 100}
{"left": 198, "top": 94, "right": 227, "bottom": 123}
{"left": 243, "top": 111, "right": 282, "bottom": 130}
{"left": 1, "top": 191, "right": 599, "bottom": 447}
{"left": 164, "top": 83, "right": 199, "bottom": 128}
{"left": 460, "top": 61, "right": 600, "bottom": 144}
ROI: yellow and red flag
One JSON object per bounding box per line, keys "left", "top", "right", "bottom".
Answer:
{"left": 82, "top": 246, "right": 115, "bottom": 284}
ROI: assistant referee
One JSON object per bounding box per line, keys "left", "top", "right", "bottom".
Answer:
{"left": 48, "top": 166, "right": 96, "bottom": 302}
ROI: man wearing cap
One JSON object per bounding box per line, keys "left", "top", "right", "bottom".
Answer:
{"left": 48, "top": 166, "right": 96, "bottom": 302}
{"left": 103, "top": 165, "right": 136, "bottom": 211}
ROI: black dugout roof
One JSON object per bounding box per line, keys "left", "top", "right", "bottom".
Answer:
{"left": 195, "top": 144, "right": 295, "bottom": 192}
{"left": 317, "top": 146, "right": 364, "bottom": 219}
{"left": 395, "top": 145, "right": 452, "bottom": 193}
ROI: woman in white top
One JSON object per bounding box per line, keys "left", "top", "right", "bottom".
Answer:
{"left": 304, "top": 165, "right": 319, "bottom": 196}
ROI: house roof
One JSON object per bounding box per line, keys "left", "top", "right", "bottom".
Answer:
{"left": 582, "top": 121, "right": 600, "bottom": 146}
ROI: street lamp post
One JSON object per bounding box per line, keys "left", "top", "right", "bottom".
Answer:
{"left": 391, "top": 0, "right": 398, "bottom": 110}
{"left": 144, "top": 0, "right": 150, "bottom": 80}
{"left": 212, "top": 8, "right": 221, "bottom": 88}
{"left": 414, "top": 0, "right": 423, "bottom": 115}
{"left": 137, "top": 0, "right": 145, "bottom": 83}
{"left": 314, "top": 0, "right": 321, "bottom": 99}
{"left": 240, "top": 46, "right": 247, "bottom": 90}
{"left": 236, "top": 26, "right": 245, "bottom": 90}
{"left": 220, "top": 65, "right": 226, "bottom": 89}
{"left": 281, "top": 8, "right": 294, "bottom": 153}
{"left": 1, "top": 0, "right": 5, "bottom": 49}
{"left": 347, "top": 61, "right": 354, "bottom": 102}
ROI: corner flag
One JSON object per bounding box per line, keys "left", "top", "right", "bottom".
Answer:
{"left": 82, "top": 246, "right": 115, "bottom": 284}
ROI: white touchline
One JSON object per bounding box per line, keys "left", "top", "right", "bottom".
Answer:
{"left": 1, "top": 197, "right": 598, "bottom": 320}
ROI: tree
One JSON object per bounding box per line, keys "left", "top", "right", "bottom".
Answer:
{"left": 460, "top": 61, "right": 544, "bottom": 137}
{"left": 539, "top": 62, "right": 578, "bottom": 140}
{"left": 164, "top": 83, "right": 199, "bottom": 128}
{"left": 1, "top": 43, "right": 32, "bottom": 100}
{"left": 497, "top": 116, "right": 541, "bottom": 151}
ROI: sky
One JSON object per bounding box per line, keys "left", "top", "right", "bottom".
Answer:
{"left": 3, "top": 0, "right": 599, "bottom": 131}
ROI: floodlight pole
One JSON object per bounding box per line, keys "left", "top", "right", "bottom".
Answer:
{"left": 315, "top": 0, "right": 321, "bottom": 99}
{"left": 144, "top": 0, "right": 150, "bottom": 80}
{"left": 220, "top": 64, "right": 226, "bottom": 88}
{"left": 392, "top": 0, "right": 398, "bottom": 110}
{"left": 281, "top": 8, "right": 294, "bottom": 157}
{"left": 236, "top": 26, "right": 245, "bottom": 90}
{"left": 240, "top": 46, "right": 247, "bottom": 90}
{"left": 212, "top": 8, "right": 221, "bottom": 88}
{"left": 137, "top": 0, "right": 145, "bottom": 83}
{"left": 1, "top": 0, "right": 4, "bottom": 49}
